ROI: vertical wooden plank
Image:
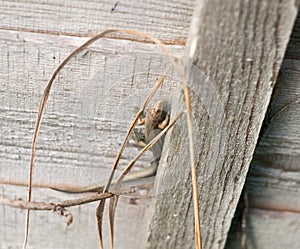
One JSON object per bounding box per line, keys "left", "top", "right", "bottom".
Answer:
{"left": 226, "top": 10, "right": 300, "bottom": 249}
{"left": 148, "top": 0, "right": 299, "bottom": 249}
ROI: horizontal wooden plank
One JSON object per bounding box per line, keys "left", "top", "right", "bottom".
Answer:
{"left": 0, "top": 29, "right": 185, "bottom": 248}
{"left": 0, "top": 185, "right": 153, "bottom": 249}
{"left": 0, "top": 1, "right": 192, "bottom": 247}
{"left": 226, "top": 208, "right": 300, "bottom": 249}
{"left": 0, "top": 0, "right": 195, "bottom": 44}
{"left": 0, "top": 29, "right": 184, "bottom": 187}
{"left": 246, "top": 60, "right": 300, "bottom": 215}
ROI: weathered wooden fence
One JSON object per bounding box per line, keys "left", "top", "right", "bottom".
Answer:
{"left": 1, "top": 1, "right": 299, "bottom": 249}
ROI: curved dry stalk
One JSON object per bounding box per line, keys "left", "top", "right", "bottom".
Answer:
{"left": 23, "top": 29, "right": 174, "bottom": 249}
{"left": 25, "top": 28, "right": 202, "bottom": 249}
{"left": 102, "top": 63, "right": 174, "bottom": 192}
{"left": 98, "top": 31, "right": 202, "bottom": 249}
{"left": 269, "top": 96, "right": 300, "bottom": 123}
{"left": 107, "top": 112, "right": 183, "bottom": 248}
{"left": 114, "top": 112, "right": 183, "bottom": 187}
{"left": 101, "top": 63, "right": 173, "bottom": 249}
{"left": 24, "top": 28, "right": 172, "bottom": 249}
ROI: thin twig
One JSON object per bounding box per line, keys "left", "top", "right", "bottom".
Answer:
{"left": 1, "top": 189, "right": 136, "bottom": 228}
{"left": 269, "top": 97, "right": 300, "bottom": 123}
{"left": 108, "top": 112, "right": 183, "bottom": 248}
{"left": 23, "top": 29, "right": 118, "bottom": 249}
{"left": 0, "top": 182, "right": 151, "bottom": 212}
{"left": 182, "top": 83, "right": 202, "bottom": 249}
{"left": 26, "top": 28, "right": 202, "bottom": 249}
{"left": 103, "top": 63, "right": 173, "bottom": 192}
{"left": 0, "top": 192, "right": 112, "bottom": 210}
{"left": 1, "top": 192, "right": 111, "bottom": 228}
{"left": 99, "top": 63, "right": 173, "bottom": 249}
{"left": 116, "top": 112, "right": 183, "bottom": 184}
{"left": 24, "top": 28, "right": 172, "bottom": 249}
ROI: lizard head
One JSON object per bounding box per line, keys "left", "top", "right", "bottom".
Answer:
{"left": 149, "top": 100, "right": 164, "bottom": 119}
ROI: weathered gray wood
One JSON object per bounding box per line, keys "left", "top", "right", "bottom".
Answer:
{"left": 0, "top": 29, "right": 183, "bottom": 187}
{"left": 0, "top": 0, "right": 195, "bottom": 44}
{"left": 226, "top": 10, "right": 300, "bottom": 249}
{"left": 226, "top": 209, "right": 300, "bottom": 249}
{"left": 148, "top": 1, "right": 299, "bottom": 249}
{"left": 0, "top": 6, "right": 187, "bottom": 248}
{"left": 2, "top": 0, "right": 299, "bottom": 248}
{"left": 0, "top": 184, "right": 153, "bottom": 249}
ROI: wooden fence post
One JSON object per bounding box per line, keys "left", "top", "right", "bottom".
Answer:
{"left": 148, "top": 1, "right": 299, "bottom": 248}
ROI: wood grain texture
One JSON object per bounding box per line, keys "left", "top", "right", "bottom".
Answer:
{"left": 226, "top": 209, "right": 300, "bottom": 249}
{"left": 0, "top": 29, "right": 184, "bottom": 248}
{"left": 0, "top": 185, "right": 153, "bottom": 249}
{"left": 0, "top": 1, "right": 192, "bottom": 248}
{"left": 0, "top": 0, "right": 195, "bottom": 44}
{"left": 0, "top": 29, "right": 183, "bottom": 187}
{"left": 148, "top": 0, "right": 299, "bottom": 249}
{"left": 226, "top": 10, "right": 300, "bottom": 249}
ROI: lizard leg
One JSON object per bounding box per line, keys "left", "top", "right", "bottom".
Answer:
{"left": 131, "top": 128, "right": 146, "bottom": 148}
{"left": 158, "top": 113, "right": 170, "bottom": 130}
{"left": 138, "top": 117, "right": 145, "bottom": 125}
{"left": 137, "top": 141, "right": 147, "bottom": 147}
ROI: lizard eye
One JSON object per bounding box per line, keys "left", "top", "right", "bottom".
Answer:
{"left": 155, "top": 108, "right": 162, "bottom": 114}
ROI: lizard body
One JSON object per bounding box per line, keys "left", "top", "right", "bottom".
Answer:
{"left": 52, "top": 100, "right": 169, "bottom": 193}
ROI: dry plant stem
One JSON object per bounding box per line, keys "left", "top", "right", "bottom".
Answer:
{"left": 25, "top": 27, "right": 201, "bottom": 249}
{"left": 96, "top": 200, "right": 106, "bottom": 248}
{"left": 102, "top": 63, "right": 173, "bottom": 192}
{"left": 24, "top": 29, "right": 116, "bottom": 249}
{"left": 117, "top": 112, "right": 183, "bottom": 182}
{"left": 1, "top": 192, "right": 112, "bottom": 228}
{"left": 1, "top": 189, "right": 135, "bottom": 228}
{"left": 108, "top": 112, "right": 183, "bottom": 249}
{"left": 0, "top": 192, "right": 113, "bottom": 210}
{"left": 108, "top": 195, "right": 118, "bottom": 249}
{"left": 99, "top": 63, "right": 173, "bottom": 249}
{"left": 156, "top": 46, "right": 202, "bottom": 249}
{"left": 269, "top": 97, "right": 300, "bottom": 123}
{"left": 183, "top": 83, "right": 202, "bottom": 249}
{"left": 145, "top": 39, "right": 203, "bottom": 249}
{"left": 24, "top": 28, "right": 171, "bottom": 249}
{"left": 98, "top": 32, "right": 201, "bottom": 249}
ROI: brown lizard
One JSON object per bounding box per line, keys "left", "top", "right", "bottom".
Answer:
{"left": 52, "top": 100, "right": 170, "bottom": 193}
